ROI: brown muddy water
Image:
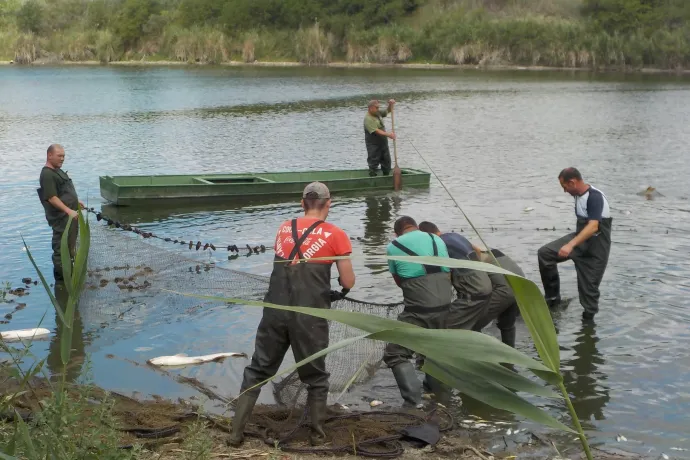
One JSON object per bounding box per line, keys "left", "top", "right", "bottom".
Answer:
{"left": 1, "top": 65, "right": 690, "bottom": 458}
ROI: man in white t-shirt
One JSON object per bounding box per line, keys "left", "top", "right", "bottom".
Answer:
{"left": 538, "top": 167, "right": 612, "bottom": 321}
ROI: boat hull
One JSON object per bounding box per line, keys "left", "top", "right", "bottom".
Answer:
{"left": 99, "top": 168, "right": 431, "bottom": 206}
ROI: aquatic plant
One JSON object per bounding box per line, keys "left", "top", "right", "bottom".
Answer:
{"left": 0, "top": 211, "right": 138, "bottom": 459}
{"left": 0, "top": 282, "right": 10, "bottom": 302}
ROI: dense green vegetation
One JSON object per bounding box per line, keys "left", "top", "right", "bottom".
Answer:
{"left": 1, "top": 0, "right": 690, "bottom": 69}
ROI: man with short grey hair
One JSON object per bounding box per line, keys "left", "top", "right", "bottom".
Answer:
{"left": 229, "top": 181, "right": 355, "bottom": 448}
{"left": 364, "top": 99, "right": 396, "bottom": 177}
{"left": 37, "top": 144, "right": 84, "bottom": 281}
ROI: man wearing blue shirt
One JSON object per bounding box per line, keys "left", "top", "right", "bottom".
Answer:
{"left": 418, "top": 221, "right": 492, "bottom": 331}
{"left": 538, "top": 167, "right": 612, "bottom": 321}
{"left": 384, "top": 216, "right": 453, "bottom": 408}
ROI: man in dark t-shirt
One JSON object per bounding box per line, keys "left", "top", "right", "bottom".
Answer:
{"left": 538, "top": 167, "right": 612, "bottom": 321}
{"left": 38, "top": 144, "right": 84, "bottom": 281}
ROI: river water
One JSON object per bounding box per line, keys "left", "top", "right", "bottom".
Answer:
{"left": 1, "top": 65, "right": 689, "bottom": 458}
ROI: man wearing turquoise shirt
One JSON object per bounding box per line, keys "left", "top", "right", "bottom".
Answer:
{"left": 383, "top": 216, "right": 453, "bottom": 408}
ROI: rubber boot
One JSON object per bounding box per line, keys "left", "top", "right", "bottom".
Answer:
{"left": 545, "top": 295, "right": 561, "bottom": 309}
{"left": 500, "top": 327, "right": 516, "bottom": 348}
{"left": 391, "top": 362, "right": 422, "bottom": 408}
{"left": 228, "top": 393, "right": 259, "bottom": 447}
{"left": 426, "top": 375, "right": 452, "bottom": 408}
{"left": 307, "top": 395, "right": 327, "bottom": 446}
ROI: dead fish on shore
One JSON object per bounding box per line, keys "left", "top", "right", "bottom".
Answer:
{"left": 523, "top": 207, "right": 535, "bottom": 212}
{"left": 146, "top": 352, "right": 248, "bottom": 367}
{"left": 1, "top": 327, "right": 50, "bottom": 341}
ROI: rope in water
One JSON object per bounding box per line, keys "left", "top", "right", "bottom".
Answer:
{"left": 81, "top": 207, "right": 677, "bottom": 266}
{"left": 83, "top": 207, "right": 272, "bottom": 256}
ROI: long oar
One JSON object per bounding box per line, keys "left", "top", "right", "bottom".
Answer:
{"left": 391, "top": 107, "right": 402, "bottom": 191}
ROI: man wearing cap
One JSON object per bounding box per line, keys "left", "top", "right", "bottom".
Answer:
{"left": 384, "top": 216, "right": 453, "bottom": 408}
{"left": 229, "top": 182, "right": 355, "bottom": 448}
{"left": 364, "top": 99, "right": 396, "bottom": 177}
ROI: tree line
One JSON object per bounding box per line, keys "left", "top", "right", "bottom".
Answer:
{"left": 1, "top": 0, "right": 690, "bottom": 68}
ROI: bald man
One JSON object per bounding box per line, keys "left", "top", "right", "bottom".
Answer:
{"left": 363, "top": 99, "right": 396, "bottom": 177}
{"left": 38, "top": 144, "right": 84, "bottom": 281}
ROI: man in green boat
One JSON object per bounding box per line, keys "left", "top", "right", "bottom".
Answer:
{"left": 37, "top": 144, "right": 84, "bottom": 282}
{"left": 229, "top": 181, "right": 355, "bottom": 448}
{"left": 364, "top": 98, "right": 396, "bottom": 177}
{"left": 384, "top": 216, "right": 453, "bottom": 408}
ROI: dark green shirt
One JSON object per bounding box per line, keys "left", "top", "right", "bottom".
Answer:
{"left": 38, "top": 167, "right": 79, "bottom": 228}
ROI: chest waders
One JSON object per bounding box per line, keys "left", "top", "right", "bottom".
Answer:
{"left": 537, "top": 217, "right": 612, "bottom": 318}
{"left": 364, "top": 116, "right": 392, "bottom": 176}
{"left": 383, "top": 235, "right": 453, "bottom": 408}
{"left": 37, "top": 168, "right": 79, "bottom": 281}
{"left": 230, "top": 219, "right": 331, "bottom": 447}
{"left": 471, "top": 249, "right": 525, "bottom": 349}
{"left": 445, "top": 250, "right": 494, "bottom": 331}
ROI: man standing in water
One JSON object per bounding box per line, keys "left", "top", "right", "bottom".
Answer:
{"left": 38, "top": 144, "right": 84, "bottom": 281}
{"left": 538, "top": 167, "right": 612, "bottom": 321}
{"left": 384, "top": 216, "right": 453, "bottom": 408}
{"left": 364, "top": 99, "right": 396, "bottom": 177}
{"left": 229, "top": 182, "right": 355, "bottom": 448}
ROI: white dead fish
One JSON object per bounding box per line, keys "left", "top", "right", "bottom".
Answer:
{"left": 616, "top": 434, "right": 627, "bottom": 442}
{"left": 1, "top": 328, "right": 50, "bottom": 341}
{"left": 147, "top": 352, "right": 247, "bottom": 367}
{"left": 662, "top": 454, "right": 669, "bottom": 460}
{"left": 523, "top": 207, "right": 535, "bottom": 212}
{"left": 370, "top": 400, "right": 384, "bottom": 407}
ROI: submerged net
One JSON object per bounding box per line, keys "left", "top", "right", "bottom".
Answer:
{"left": 77, "top": 211, "right": 404, "bottom": 407}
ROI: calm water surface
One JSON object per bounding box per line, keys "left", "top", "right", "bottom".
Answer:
{"left": 1, "top": 65, "right": 690, "bottom": 457}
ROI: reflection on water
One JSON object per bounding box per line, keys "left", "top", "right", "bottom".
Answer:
{"left": 362, "top": 194, "right": 403, "bottom": 272}
{"left": 47, "top": 282, "right": 87, "bottom": 383}
{"left": 562, "top": 322, "right": 610, "bottom": 429}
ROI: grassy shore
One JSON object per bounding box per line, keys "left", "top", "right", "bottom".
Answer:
{"left": 1, "top": 6, "right": 690, "bottom": 73}
{"left": 0, "top": 363, "right": 638, "bottom": 460}
{"left": 4, "top": 58, "right": 690, "bottom": 77}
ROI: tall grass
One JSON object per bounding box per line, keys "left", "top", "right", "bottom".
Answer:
{"left": 1, "top": 15, "right": 689, "bottom": 69}
{"left": 0, "top": 212, "right": 140, "bottom": 459}
{"left": 161, "top": 25, "right": 229, "bottom": 64}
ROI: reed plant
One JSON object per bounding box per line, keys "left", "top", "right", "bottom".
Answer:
{"left": 0, "top": 212, "right": 139, "bottom": 459}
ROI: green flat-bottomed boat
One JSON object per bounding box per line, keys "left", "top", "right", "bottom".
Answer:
{"left": 99, "top": 168, "right": 431, "bottom": 206}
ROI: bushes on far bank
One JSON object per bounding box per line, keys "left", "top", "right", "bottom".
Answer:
{"left": 1, "top": 0, "right": 690, "bottom": 70}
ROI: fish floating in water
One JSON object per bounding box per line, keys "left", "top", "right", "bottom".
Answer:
{"left": 370, "top": 400, "right": 384, "bottom": 407}
{"left": 523, "top": 207, "right": 535, "bottom": 212}
{"left": 637, "top": 186, "right": 664, "bottom": 199}
{"left": 1, "top": 328, "right": 51, "bottom": 341}
{"left": 146, "top": 352, "right": 248, "bottom": 367}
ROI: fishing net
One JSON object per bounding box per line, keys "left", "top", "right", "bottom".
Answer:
{"left": 77, "top": 210, "right": 405, "bottom": 407}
